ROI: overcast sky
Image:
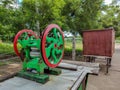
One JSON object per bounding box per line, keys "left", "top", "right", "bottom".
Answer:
{"left": 104, "top": 0, "right": 112, "bottom": 5}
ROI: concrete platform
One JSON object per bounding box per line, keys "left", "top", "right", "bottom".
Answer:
{"left": 0, "top": 68, "right": 87, "bottom": 90}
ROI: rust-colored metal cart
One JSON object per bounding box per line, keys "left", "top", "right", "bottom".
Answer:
{"left": 83, "top": 28, "right": 115, "bottom": 73}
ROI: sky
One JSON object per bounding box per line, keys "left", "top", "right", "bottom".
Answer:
{"left": 104, "top": 0, "right": 112, "bottom": 5}
{"left": 18, "top": 0, "right": 23, "bottom": 3}
{"left": 17, "top": 0, "right": 113, "bottom": 5}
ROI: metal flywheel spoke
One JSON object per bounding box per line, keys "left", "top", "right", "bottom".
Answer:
{"left": 56, "top": 49, "right": 62, "bottom": 54}
{"left": 46, "top": 36, "right": 56, "bottom": 43}
{"left": 53, "top": 28, "right": 59, "bottom": 41}
{"left": 57, "top": 34, "right": 63, "bottom": 47}
{"left": 45, "top": 43, "right": 54, "bottom": 58}
{"left": 51, "top": 49, "right": 58, "bottom": 63}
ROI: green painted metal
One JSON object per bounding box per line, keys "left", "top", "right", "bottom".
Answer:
{"left": 18, "top": 37, "right": 47, "bottom": 73}
{"left": 17, "top": 71, "right": 49, "bottom": 84}
{"left": 78, "top": 74, "right": 88, "bottom": 90}
{"left": 78, "top": 84, "right": 82, "bottom": 90}
{"left": 15, "top": 26, "right": 63, "bottom": 83}
{"left": 45, "top": 28, "right": 64, "bottom": 64}
{"left": 18, "top": 35, "right": 49, "bottom": 82}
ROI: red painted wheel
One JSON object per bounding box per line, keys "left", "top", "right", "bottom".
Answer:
{"left": 41, "top": 24, "right": 64, "bottom": 68}
{"left": 13, "top": 29, "right": 39, "bottom": 56}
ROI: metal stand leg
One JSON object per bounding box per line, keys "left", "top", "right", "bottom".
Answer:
{"left": 108, "top": 58, "right": 112, "bottom": 67}
{"left": 106, "top": 58, "right": 109, "bottom": 74}
{"left": 91, "top": 57, "right": 95, "bottom": 62}
{"left": 84, "top": 56, "right": 87, "bottom": 62}
{"left": 84, "top": 56, "right": 96, "bottom": 63}
{"left": 88, "top": 57, "right": 91, "bottom": 62}
{"left": 84, "top": 56, "right": 90, "bottom": 62}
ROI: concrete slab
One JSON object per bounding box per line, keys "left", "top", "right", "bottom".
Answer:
{"left": 0, "top": 69, "right": 87, "bottom": 90}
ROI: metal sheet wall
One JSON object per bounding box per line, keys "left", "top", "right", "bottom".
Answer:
{"left": 83, "top": 29, "right": 115, "bottom": 57}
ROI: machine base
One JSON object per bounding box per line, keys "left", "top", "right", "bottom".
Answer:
{"left": 17, "top": 71, "right": 49, "bottom": 84}
{"left": 17, "top": 68, "right": 61, "bottom": 84}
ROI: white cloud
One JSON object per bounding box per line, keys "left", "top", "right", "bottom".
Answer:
{"left": 104, "top": 0, "right": 112, "bottom": 5}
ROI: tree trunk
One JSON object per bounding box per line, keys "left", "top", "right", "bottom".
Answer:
{"left": 35, "top": 1, "right": 40, "bottom": 35}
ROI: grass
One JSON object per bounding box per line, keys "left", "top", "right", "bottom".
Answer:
{"left": 64, "top": 39, "right": 83, "bottom": 52}
{"left": 0, "top": 41, "right": 22, "bottom": 54}
{"left": 0, "top": 61, "right": 7, "bottom": 66}
{"left": 0, "top": 42, "right": 14, "bottom": 54}
{"left": 0, "top": 39, "right": 83, "bottom": 55}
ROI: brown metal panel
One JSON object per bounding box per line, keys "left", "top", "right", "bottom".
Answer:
{"left": 83, "top": 29, "right": 115, "bottom": 57}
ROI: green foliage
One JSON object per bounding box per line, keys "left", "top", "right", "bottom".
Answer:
{"left": 0, "top": 2, "right": 26, "bottom": 39}
{"left": 0, "top": 42, "right": 14, "bottom": 53}
{"left": 0, "top": 0, "right": 120, "bottom": 40}
{"left": 116, "top": 37, "right": 120, "bottom": 40}
{"left": 0, "top": 62, "right": 7, "bottom": 66}
{"left": 0, "top": 6, "right": 13, "bottom": 35}
{"left": 65, "top": 38, "right": 82, "bottom": 52}
{"left": 62, "top": 0, "right": 103, "bottom": 34}
{"left": 99, "top": 1, "right": 120, "bottom": 37}
{"left": 21, "top": 0, "right": 66, "bottom": 32}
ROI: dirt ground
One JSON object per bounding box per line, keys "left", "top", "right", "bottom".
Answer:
{"left": 87, "top": 44, "right": 120, "bottom": 90}
{"left": 0, "top": 59, "right": 21, "bottom": 81}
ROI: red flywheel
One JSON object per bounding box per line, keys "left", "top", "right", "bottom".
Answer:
{"left": 41, "top": 24, "right": 64, "bottom": 68}
{"left": 13, "top": 29, "right": 39, "bottom": 56}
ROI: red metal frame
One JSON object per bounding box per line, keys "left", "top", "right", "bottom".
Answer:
{"left": 41, "top": 24, "right": 64, "bottom": 68}
{"left": 13, "top": 29, "right": 39, "bottom": 56}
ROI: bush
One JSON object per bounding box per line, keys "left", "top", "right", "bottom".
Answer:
{"left": 0, "top": 42, "right": 14, "bottom": 54}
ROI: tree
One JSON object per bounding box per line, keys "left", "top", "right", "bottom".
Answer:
{"left": 0, "top": 0, "right": 27, "bottom": 41}
{"left": 0, "top": 0, "right": 66, "bottom": 40}
{"left": 2, "top": 0, "right": 120, "bottom": 41}
{"left": 22, "top": 0, "right": 66, "bottom": 33}
{"left": 0, "top": 5, "right": 15, "bottom": 36}
{"left": 99, "top": 0, "right": 120, "bottom": 37}
{"left": 62, "top": 0, "right": 103, "bottom": 35}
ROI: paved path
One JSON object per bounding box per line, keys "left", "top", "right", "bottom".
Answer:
{"left": 87, "top": 44, "right": 120, "bottom": 90}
